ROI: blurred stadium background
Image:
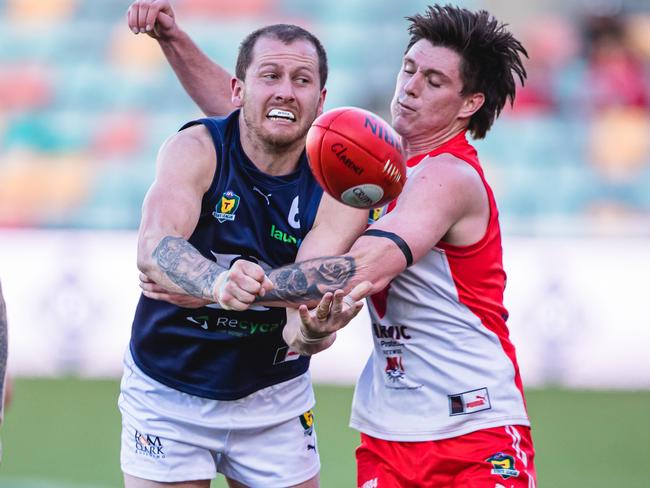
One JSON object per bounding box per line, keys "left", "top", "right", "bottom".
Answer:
{"left": 1, "top": 0, "right": 649, "bottom": 486}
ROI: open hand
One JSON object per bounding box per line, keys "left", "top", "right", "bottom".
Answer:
{"left": 294, "top": 281, "right": 373, "bottom": 352}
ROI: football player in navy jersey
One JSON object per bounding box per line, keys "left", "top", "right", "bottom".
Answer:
{"left": 121, "top": 11, "right": 371, "bottom": 488}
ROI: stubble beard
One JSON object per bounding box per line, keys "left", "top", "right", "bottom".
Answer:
{"left": 242, "top": 108, "right": 311, "bottom": 154}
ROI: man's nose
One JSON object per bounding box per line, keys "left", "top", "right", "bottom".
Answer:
{"left": 403, "top": 71, "right": 423, "bottom": 98}
{"left": 274, "top": 77, "right": 296, "bottom": 102}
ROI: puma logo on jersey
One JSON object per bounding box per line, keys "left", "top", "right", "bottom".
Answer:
{"left": 252, "top": 186, "right": 271, "bottom": 205}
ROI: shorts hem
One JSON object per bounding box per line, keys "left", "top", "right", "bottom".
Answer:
{"left": 350, "top": 417, "right": 531, "bottom": 441}
{"left": 219, "top": 460, "right": 321, "bottom": 488}
{"left": 122, "top": 465, "right": 216, "bottom": 483}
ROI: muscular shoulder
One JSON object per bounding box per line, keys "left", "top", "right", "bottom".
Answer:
{"left": 162, "top": 124, "right": 215, "bottom": 160}
{"left": 157, "top": 124, "right": 217, "bottom": 193}
{"left": 402, "top": 153, "right": 486, "bottom": 216}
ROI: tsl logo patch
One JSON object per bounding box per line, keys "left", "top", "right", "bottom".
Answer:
{"left": 213, "top": 190, "right": 240, "bottom": 223}
{"left": 486, "top": 452, "right": 520, "bottom": 479}
{"left": 299, "top": 410, "right": 314, "bottom": 436}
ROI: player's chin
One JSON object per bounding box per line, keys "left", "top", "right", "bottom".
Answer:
{"left": 264, "top": 127, "right": 308, "bottom": 147}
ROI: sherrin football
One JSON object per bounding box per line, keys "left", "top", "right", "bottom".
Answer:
{"left": 305, "top": 107, "right": 406, "bottom": 208}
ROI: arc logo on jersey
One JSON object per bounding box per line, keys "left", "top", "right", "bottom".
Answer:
{"left": 299, "top": 410, "right": 314, "bottom": 436}
{"left": 486, "top": 452, "right": 520, "bottom": 479}
{"left": 213, "top": 190, "right": 240, "bottom": 223}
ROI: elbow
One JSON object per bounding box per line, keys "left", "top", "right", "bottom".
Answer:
{"left": 136, "top": 237, "right": 158, "bottom": 276}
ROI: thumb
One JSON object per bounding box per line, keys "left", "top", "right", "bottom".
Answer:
{"left": 262, "top": 275, "right": 274, "bottom": 292}
{"left": 151, "top": 12, "right": 175, "bottom": 38}
{"left": 157, "top": 11, "right": 175, "bottom": 29}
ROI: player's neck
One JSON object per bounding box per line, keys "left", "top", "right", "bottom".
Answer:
{"left": 403, "top": 123, "right": 466, "bottom": 159}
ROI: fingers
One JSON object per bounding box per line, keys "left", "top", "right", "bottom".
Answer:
{"left": 127, "top": 0, "right": 175, "bottom": 36}
{"left": 330, "top": 290, "right": 345, "bottom": 315}
{"left": 298, "top": 304, "right": 311, "bottom": 325}
{"left": 315, "top": 293, "right": 333, "bottom": 321}
{"left": 214, "top": 261, "right": 273, "bottom": 310}
{"left": 348, "top": 281, "right": 374, "bottom": 301}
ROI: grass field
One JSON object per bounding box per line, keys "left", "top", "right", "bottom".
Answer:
{"left": 0, "top": 379, "right": 649, "bottom": 487}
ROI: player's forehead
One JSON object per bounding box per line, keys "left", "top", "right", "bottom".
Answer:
{"left": 249, "top": 36, "right": 320, "bottom": 73}
{"left": 403, "top": 40, "right": 462, "bottom": 81}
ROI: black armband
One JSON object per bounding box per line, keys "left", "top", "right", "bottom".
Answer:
{"left": 362, "top": 229, "right": 413, "bottom": 267}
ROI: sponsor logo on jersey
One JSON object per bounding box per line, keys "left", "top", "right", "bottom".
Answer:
{"left": 213, "top": 190, "right": 240, "bottom": 223}
{"left": 385, "top": 356, "right": 405, "bottom": 381}
{"left": 273, "top": 345, "right": 301, "bottom": 364}
{"left": 252, "top": 186, "right": 271, "bottom": 205}
{"left": 448, "top": 387, "right": 492, "bottom": 416}
{"left": 299, "top": 410, "right": 315, "bottom": 436}
{"left": 185, "top": 315, "right": 282, "bottom": 336}
{"left": 486, "top": 452, "right": 520, "bottom": 479}
{"left": 270, "top": 223, "right": 302, "bottom": 247}
{"left": 134, "top": 430, "right": 165, "bottom": 458}
{"left": 373, "top": 322, "right": 411, "bottom": 340}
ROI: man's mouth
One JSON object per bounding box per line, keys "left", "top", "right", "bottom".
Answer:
{"left": 398, "top": 101, "right": 416, "bottom": 112}
{"left": 267, "top": 109, "right": 296, "bottom": 121}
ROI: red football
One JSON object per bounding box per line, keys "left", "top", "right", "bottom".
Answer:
{"left": 305, "top": 107, "right": 406, "bottom": 208}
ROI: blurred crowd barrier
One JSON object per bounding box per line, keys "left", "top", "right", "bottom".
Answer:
{"left": 1, "top": 229, "right": 648, "bottom": 388}
{"left": 1, "top": 1, "right": 649, "bottom": 386}
{"left": 0, "top": 0, "right": 649, "bottom": 234}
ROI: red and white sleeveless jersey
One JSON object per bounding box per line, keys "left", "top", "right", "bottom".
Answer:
{"left": 350, "top": 131, "right": 530, "bottom": 441}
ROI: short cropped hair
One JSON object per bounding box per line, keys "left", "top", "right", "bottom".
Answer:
{"left": 235, "top": 24, "right": 328, "bottom": 89}
{"left": 406, "top": 5, "right": 527, "bottom": 139}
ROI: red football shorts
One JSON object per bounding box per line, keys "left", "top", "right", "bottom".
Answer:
{"left": 356, "top": 425, "right": 536, "bottom": 488}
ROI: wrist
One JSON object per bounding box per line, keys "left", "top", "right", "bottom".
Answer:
{"left": 298, "top": 324, "right": 332, "bottom": 345}
{"left": 211, "top": 270, "right": 228, "bottom": 306}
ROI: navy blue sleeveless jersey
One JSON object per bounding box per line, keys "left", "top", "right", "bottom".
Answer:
{"left": 129, "top": 110, "right": 323, "bottom": 400}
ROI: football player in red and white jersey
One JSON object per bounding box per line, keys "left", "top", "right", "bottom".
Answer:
{"left": 130, "top": 2, "right": 535, "bottom": 486}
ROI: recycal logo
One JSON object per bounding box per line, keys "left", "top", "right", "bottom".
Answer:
{"left": 135, "top": 430, "right": 165, "bottom": 458}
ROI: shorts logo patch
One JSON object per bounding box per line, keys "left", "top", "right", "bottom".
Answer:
{"left": 134, "top": 430, "right": 165, "bottom": 459}
{"left": 448, "top": 387, "right": 491, "bottom": 416}
{"left": 299, "top": 410, "right": 314, "bottom": 436}
{"left": 486, "top": 452, "right": 520, "bottom": 479}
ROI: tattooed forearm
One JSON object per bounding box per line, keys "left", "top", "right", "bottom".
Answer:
{"left": 0, "top": 281, "right": 7, "bottom": 420}
{"left": 259, "top": 256, "right": 356, "bottom": 304}
{"left": 152, "top": 236, "right": 226, "bottom": 299}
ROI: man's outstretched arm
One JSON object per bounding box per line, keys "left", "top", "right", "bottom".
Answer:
{"left": 127, "top": 0, "right": 235, "bottom": 116}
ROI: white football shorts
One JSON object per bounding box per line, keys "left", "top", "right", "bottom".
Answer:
{"left": 118, "top": 349, "right": 320, "bottom": 487}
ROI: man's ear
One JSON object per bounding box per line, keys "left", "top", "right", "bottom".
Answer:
{"left": 231, "top": 78, "right": 243, "bottom": 108}
{"left": 459, "top": 92, "right": 485, "bottom": 119}
{"left": 315, "top": 87, "right": 327, "bottom": 117}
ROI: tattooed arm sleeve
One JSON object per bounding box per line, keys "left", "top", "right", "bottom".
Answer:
{"left": 0, "top": 280, "right": 8, "bottom": 423}
{"left": 150, "top": 236, "right": 228, "bottom": 300}
{"left": 257, "top": 255, "right": 357, "bottom": 306}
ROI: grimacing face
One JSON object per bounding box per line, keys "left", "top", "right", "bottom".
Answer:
{"left": 390, "top": 39, "right": 481, "bottom": 144}
{"left": 232, "top": 36, "right": 326, "bottom": 151}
